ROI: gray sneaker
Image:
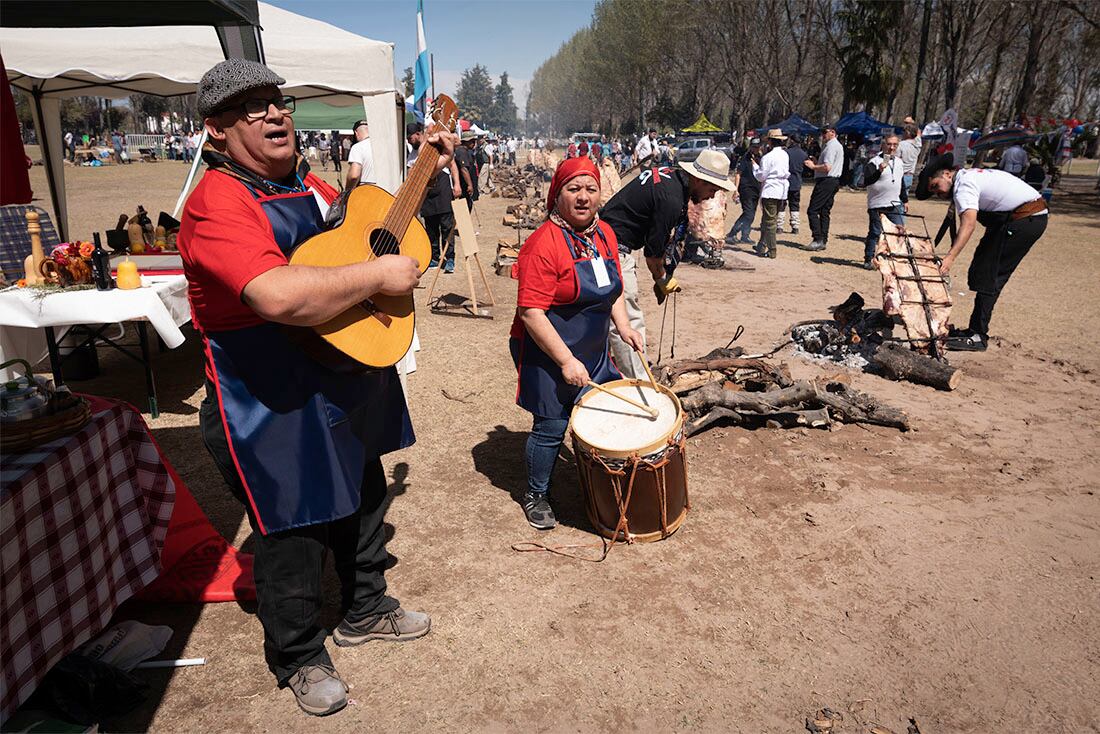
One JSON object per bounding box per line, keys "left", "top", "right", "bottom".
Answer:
{"left": 333, "top": 607, "right": 431, "bottom": 647}
{"left": 522, "top": 491, "right": 557, "bottom": 529}
{"left": 287, "top": 663, "right": 348, "bottom": 716}
{"left": 806, "top": 240, "right": 826, "bottom": 251}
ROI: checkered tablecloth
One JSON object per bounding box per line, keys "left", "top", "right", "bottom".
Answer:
{"left": 0, "top": 397, "right": 175, "bottom": 722}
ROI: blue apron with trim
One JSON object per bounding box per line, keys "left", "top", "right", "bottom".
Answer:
{"left": 510, "top": 223, "right": 623, "bottom": 419}
{"left": 205, "top": 183, "right": 414, "bottom": 535}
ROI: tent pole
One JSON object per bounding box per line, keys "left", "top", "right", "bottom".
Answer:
{"left": 172, "top": 129, "right": 208, "bottom": 219}
{"left": 31, "top": 85, "right": 67, "bottom": 242}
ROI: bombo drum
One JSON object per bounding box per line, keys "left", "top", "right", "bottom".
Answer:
{"left": 570, "top": 379, "right": 689, "bottom": 542}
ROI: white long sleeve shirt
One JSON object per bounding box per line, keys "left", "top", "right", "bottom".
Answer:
{"left": 753, "top": 146, "right": 790, "bottom": 200}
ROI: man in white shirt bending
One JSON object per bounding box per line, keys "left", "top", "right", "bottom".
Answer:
{"left": 753, "top": 129, "right": 791, "bottom": 259}
{"left": 862, "top": 134, "right": 908, "bottom": 269}
{"left": 916, "top": 154, "right": 1048, "bottom": 352}
{"left": 345, "top": 119, "right": 376, "bottom": 188}
{"left": 805, "top": 124, "right": 844, "bottom": 251}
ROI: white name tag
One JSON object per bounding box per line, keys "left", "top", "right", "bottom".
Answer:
{"left": 590, "top": 256, "right": 611, "bottom": 288}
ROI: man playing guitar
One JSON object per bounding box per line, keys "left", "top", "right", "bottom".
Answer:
{"left": 178, "top": 59, "right": 457, "bottom": 717}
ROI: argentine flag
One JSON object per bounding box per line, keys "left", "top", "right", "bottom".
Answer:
{"left": 413, "top": 0, "right": 430, "bottom": 115}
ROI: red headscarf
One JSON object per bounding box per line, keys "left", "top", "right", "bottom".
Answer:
{"left": 546, "top": 156, "right": 600, "bottom": 214}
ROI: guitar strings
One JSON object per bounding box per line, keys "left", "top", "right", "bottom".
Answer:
{"left": 371, "top": 140, "right": 442, "bottom": 258}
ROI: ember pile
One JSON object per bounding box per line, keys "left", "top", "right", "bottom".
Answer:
{"left": 788, "top": 293, "right": 962, "bottom": 391}
{"left": 657, "top": 347, "right": 910, "bottom": 434}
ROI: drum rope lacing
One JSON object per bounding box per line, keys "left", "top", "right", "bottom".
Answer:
{"left": 511, "top": 432, "right": 689, "bottom": 563}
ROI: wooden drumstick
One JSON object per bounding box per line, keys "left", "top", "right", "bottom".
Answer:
{"left": 586, "top": 381, "right": 658, "bottom": 418}
{"left": 637, "top": 351, "right": 660, "bottom": 393}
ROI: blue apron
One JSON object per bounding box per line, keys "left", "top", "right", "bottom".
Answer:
{"left": 510, "top": 223, "right": 623, "bottom": 419}
{"left": 205, "top": 183, "right": 415, "bottom": 535}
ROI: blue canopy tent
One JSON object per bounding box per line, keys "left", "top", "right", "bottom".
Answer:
{"left": 773, "top": 114, "right": 821, "bottom": 136}
{"left": 834, "top": 111, "right": 902, "bottom": 138}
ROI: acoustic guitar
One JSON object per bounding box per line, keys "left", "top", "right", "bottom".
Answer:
{"left": 289, "top": 95, "right": 459, "bottom": 368}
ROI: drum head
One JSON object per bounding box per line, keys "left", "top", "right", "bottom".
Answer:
{"left": 571, "top": 380, "right": 680, "bottom": 456}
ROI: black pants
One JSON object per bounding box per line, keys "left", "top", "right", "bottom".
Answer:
{"left": 787, "top": 185, "right": 801, "bottom": 213}
{"left": 967, "top": 214, "right": 1047, "bottom": 337}
{"left": 424, "top": 210, "right": 456, "bottom": 265}
{"left": 807, "top": 177, "right": 841, "bottom": 244}
{"left": 200, "top": 383, "right": 398, "bottom": 684}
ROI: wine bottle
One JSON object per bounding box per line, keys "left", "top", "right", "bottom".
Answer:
{"left": 91, "top": 232, "right": 115, "bottom": 291}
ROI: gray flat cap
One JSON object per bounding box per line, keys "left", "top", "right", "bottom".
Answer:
{"left": 198, "top": 58, "right": 286, "bottom": 117}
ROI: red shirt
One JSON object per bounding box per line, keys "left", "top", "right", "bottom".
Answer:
{"left": 177, "top": 169, "right": 337, "bottom": 376}
{"left": 509, "top": 219, "right": 622, "bottom": 339}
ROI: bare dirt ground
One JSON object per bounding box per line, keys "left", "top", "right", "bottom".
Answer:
{"left": 19, "top": 153, "right": 1100, "bottom": 733}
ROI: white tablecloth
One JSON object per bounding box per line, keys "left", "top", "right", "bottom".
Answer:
{"left": 0, "top": 275, "right": 189, "bottom": 380}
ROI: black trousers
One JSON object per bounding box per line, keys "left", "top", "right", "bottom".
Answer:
{"left": 200, "top": 383, "right": 398, "bottom": 684}
{"left": 807, "top": 177, "right": 841, "bottom": 243}
{"left": 424, "top": 210, "right": 456, "bottom": 264}
{"left": 966, "top": 214, "right": 1047, "bottom": 336}
{"left": 787, "top": 185, "right": 801, "bottom": 213}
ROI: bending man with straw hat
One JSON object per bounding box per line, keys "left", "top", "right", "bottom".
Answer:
{"left": 599, "top": 149, "right": 736, "bottom": 376}
{"left": 754, "top": 128, "right": 791, "bottom": 258}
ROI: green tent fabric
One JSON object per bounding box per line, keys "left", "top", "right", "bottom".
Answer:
{"left": 293, "top": 100, "right": 365, "bottom": 131}
{"left": 682, "top": 114, "right": 723, "bottom": 133}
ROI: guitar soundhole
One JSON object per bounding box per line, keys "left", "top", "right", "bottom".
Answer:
{"left": 368, "top": 228, "right": 402, "bottom": 258}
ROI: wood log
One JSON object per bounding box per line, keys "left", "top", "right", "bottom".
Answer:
{"left": 666, "top": 357, "right": 793, "bottom": 387}
{"left": 686, "top": 407, "right": 743, "bottom": 436}
{"left": 872, "top": 342, "right": 961, "bottom": 391}
{"left": 813, "top": 381, "right": 910, "bottom": 431}
{"left": 682, "top": 381, "right": 818, "bottom": 414}
{"left": 681, "top": 379, "right": 909, "bottom": 432}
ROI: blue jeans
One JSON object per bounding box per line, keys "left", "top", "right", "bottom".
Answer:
{"left": 902, "top": 173, "right": 913, "bottom": 194}
{"left": 729, "top": 189, "right": 759, "bottom": 241}
{"left": 526, "top": 415, "right": 569, "bottom": 496}
{"left": 865, "top": 204, "right": 906, "bottom": 261}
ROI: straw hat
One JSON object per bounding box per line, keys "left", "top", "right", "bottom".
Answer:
{"left": 765, "top": 128, "right": 788, "bottom": 141}
{"left": 677, "top": 149, "right": 735, "bottom": 190}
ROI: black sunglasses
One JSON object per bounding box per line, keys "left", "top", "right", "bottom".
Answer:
{"left": 218, "top": 95, "right": 296, "bottom": 119}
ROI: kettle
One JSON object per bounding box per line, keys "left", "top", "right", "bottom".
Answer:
{"left": 0, "top": 359, "right": 52, "bottom": 422}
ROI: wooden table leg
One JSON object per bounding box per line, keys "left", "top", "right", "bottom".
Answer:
{"left": 44, "top": 326, "right": 65, "bottom": 387}
{"left": 136, "top": 322, "right": 159, "bottom": 418}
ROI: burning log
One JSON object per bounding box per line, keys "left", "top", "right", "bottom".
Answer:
{"left": 790, "top": 292, "right": 963, "bottom": 391}
{"left": 872, "top": 342, "right": 961, "bottom": 391}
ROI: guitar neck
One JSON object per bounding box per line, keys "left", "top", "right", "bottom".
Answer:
{"left": 381, "top": 144, "right": 442, "bottom": 241}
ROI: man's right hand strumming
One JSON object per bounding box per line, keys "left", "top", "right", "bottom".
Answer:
{"left": 373, "top": 254, "right": 422, "bottom": 295}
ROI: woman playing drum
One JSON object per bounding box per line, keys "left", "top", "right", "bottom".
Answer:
{"left": 509, "top": 157, "right": 644, "bottom": 529}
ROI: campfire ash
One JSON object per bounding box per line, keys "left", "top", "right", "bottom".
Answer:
{"left": 788, "top": 292, "right": 962, "bottom": 392}
{"left": 790, "top": 293, "right": 894, "bottom": 369}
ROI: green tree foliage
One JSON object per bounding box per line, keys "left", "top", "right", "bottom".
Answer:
{"left": 401, "top": 66, "right": 415, "bottom": 99}
{"left": 456, "top": 64, "right": 494, "bottom": 124}
{"left": 488, "top": 72, "right": 518, "bottom": 133}
{"left": 835, "top": 0, "right": 902, "bottom": 112}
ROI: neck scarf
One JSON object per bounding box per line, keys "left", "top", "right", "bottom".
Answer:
{"left": 201, "top": 141, "right": 312, "bottom": 196}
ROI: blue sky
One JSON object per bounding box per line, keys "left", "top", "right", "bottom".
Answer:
{"left": 267, "top": 0, "right": 597, "bottom": 114}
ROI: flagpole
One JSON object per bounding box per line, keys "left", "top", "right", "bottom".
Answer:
{"left": 431, "top": 53, "right": 435, "bottom": 101}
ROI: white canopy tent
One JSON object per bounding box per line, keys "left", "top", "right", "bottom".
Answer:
{"left": 2, "top": 2, "right": 402, "bottom": 240}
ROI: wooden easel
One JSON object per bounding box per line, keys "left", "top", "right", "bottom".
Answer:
{"left": 425, "top": 199, "right": 496, "bottom": 317}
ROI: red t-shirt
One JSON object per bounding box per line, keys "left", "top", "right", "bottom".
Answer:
{"left": 509, "top": 219, "right": 622, "bottom": 339}
{"left": 177, "top": 169, "right": 337, "bottom": 376}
